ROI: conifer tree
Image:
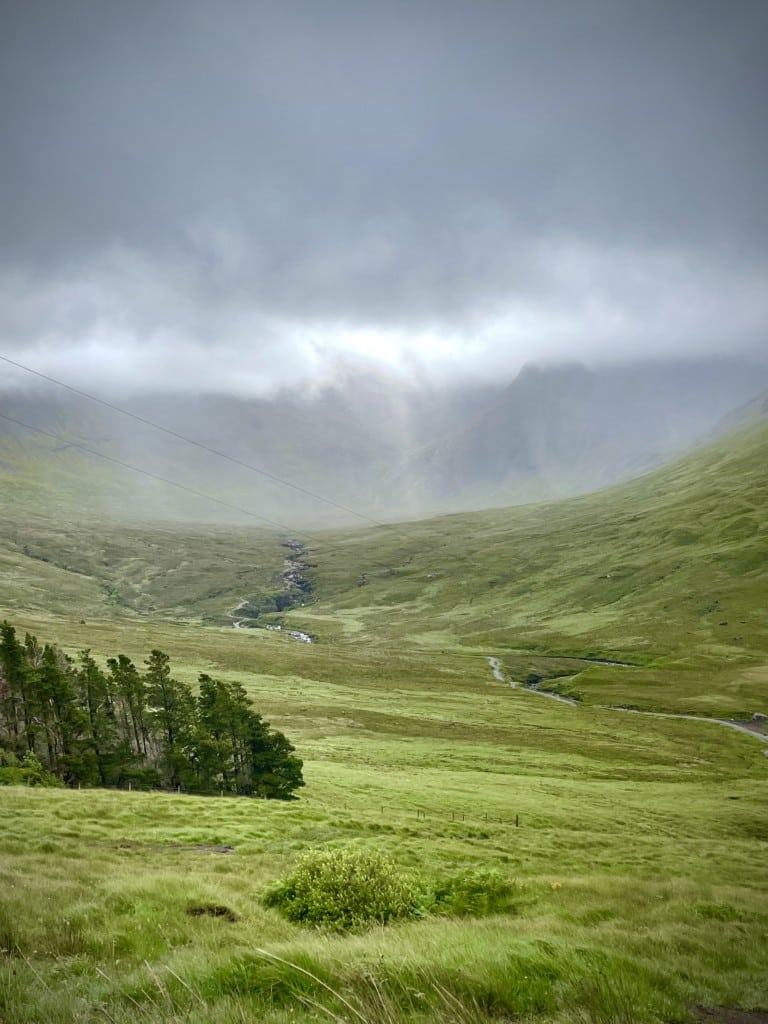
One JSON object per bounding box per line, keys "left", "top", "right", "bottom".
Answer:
{"left": 0, "top": 622, "right": 26, "bottom": 756}
{"left": 0, "top": 624, "right": 304, "bottom": 798}
{"left": 143, "top": 649, "right": 196, "bottom": 789}
{"left": 38, "top": 644, "right": 89, "bottom": 784}
{"left": 107, "top": 655, "right": 149, "bottom": 757}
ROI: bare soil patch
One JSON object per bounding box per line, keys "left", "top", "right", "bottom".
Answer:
{"left": 110, "top": 840, "right": 235, "bottom": 854}
{"left": 186, "top": 903, "right": 238, "bottom": 922}
{"left": 691, "top": 1007, "right": 768, "bottom": 1023}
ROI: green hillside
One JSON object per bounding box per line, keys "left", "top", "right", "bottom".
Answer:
{"left": 283, "top": 420, "right": 768, "bottom": 716}
{"left": 2, "top": 358, "right": 766, "bottom": 527}
{"left": 1, "top": 419, "right": 767, "bottom": 716}
{"left": 1, "top": 419, "right": 767, "bottom": 1024}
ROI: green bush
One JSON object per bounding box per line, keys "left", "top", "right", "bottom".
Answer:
{"left": 0, "top": 750, "right": 63, "bottom": 787}
{"left": 427, "top": 868, "right": 520, "bottom": 917}
{"left": 263, "top": 846, "right": 420, "bottom": 931}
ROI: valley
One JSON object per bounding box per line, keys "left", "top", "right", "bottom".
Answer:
{"left": 0, "top": 417, "right": 767, "bottom": 1023}
{"left": 2, "top": 356, "right": 767, "bottom": 528}
{"left": 3, "top": 3, "right": 766, "bottom": 1020}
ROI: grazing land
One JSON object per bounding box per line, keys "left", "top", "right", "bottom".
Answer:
{"left": 0, "top": 423, "right": 767, "bottom": 1022}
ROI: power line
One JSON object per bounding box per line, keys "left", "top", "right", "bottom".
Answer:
{"left": 0, "top": 413, "right": 506, "bottom": 666}
{"left": 0, "top": 410, "right": 294, "bottom": 533}
{"left": 0, "top": 352, "right": 404, "bottom": 532}
{"left": 0, "top": 410, "right": 420, "bottom": 572}
{"left": 1, "top": 413, "right": 492, "bottom": 662}
{"left": 0, "top": 355, "right": 441, "bottom": 608}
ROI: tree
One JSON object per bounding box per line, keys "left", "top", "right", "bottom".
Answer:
{"left": 0, "top": 624, "right": 304, "bottom": 799}
{"left": 195, "top": 674, "right": 304, "bottom": 798}
{"left": 37, "top": 644, "right": 90, "bottom": 784}
{"left": 247, "top": 720, "right": 305, "bottom": 799}
{"left": 143, "top": 650, "right": 196, "bottom": 789}
{"left": 107, "top": 655, "right": 149, "bottom": 757}
{"left": 0, "top": 622, "right": 27, "bottom": 756}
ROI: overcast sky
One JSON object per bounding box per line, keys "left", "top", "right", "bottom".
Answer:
{"left": 1, "top": 0, "right": 766, "bottom": 395}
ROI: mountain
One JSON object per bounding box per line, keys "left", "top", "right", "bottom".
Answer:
{"left": 1, "top": 356, "right": 767, "bottom": 526}
{"left": 1, "top": 406, "right": 766, "bottom": 717}
{"left": 407, "top": 359, "right": 768, "bottom": 509}
{"left": 290, "top": 416, "right": 768, "bottom": 716}
{"left": 714, "top": 387, "right": 768, "bottom": 435}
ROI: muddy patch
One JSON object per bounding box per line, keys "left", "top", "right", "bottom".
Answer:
{"left": 110, "top": 841, "right": 235, "bottom": 854}
{"left": 187, "top": 903, "right": 238, "bottom": 922}
{"left": 691, "top": 1007, "right": 768, "bottom": 1023}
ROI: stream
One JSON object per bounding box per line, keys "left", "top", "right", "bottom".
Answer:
{"left": 487, "top": 657, "right": 510, "bottom": 684}
{"left": 488, "top": 657, "right": 768, "bottom": 744}
{"left": 227, "top": 599, "right": 316, "bottom": 643}
{"left": 486, "top": 656, "right": 578, "bottom": 704}
{"left": 227, "top": 600, "right": 249, "bottom": 630}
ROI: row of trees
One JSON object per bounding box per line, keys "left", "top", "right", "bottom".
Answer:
{"left": 0, "top": 621, "right": 304, "bottom": 799}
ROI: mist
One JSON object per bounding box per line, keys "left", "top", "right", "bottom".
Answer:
{"left": 1, "top": 1, "right": 766, "bottom": 397}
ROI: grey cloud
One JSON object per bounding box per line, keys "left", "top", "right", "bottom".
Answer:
{"left": 0, "top": 0, "right": 766, "bottom": 392}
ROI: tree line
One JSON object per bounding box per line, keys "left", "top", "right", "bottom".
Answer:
{"left": 0, "top": 621, "right": 304, "bottom": 799}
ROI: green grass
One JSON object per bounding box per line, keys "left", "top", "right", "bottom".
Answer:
{"left": 0, "top": 422, "right": 767, "bottom": 1021}
{"left": 3, "top": 422, "right": 767, "bottom": 713}
{"left": 1, "top": 735, "right": 767, "bottom": 1022}
{"left": 281, "top": 420, "right": 768, "bottom": 716}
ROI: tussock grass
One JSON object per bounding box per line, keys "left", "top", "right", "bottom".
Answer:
{"left": 1, "top": 769, "right": 767, "bottom": 1021}
{"left": 1, "top": 425, "right": 767, "bottom": 1020}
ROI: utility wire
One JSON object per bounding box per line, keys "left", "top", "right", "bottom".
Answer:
{"left": 0, "top": 355, "right": 446, "bottom": 611}
{"left": 0, "top": 410, "right": 295, "bottom": 533}
{"left": 0, "top": 412, "right": 514, "bottom": 669}
{"left": 2, "top": 411, "right": 495, "bottom": 665}
{"left": 0, "top": 362, "right": 522, "bottom": 678}
{"left": 0, "top": 410, "right": 418, "bottom": 572}
{"left": 0, "top": 352, "right": 405, "bottom": 532}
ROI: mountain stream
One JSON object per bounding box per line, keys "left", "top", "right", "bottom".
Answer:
{"left": 488, "top": 657, "right": 768, "bottom": 746}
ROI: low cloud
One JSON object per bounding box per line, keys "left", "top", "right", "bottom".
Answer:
{"left": 1, "top": 237, "right": 766, "bottom": 396}
{"left": 1, "top": 1, "right": 766, "bottom": 395}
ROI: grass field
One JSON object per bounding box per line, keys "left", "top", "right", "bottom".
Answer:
{"left": 1, "top": 422, "right": 767, "bottom": 1021}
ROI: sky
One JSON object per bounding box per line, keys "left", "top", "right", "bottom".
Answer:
{"left": 0, "top": 0, "right": 766, "bottom": 396}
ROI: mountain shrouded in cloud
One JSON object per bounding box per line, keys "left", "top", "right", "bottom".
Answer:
{"left": 0, "top": 0, "right": 766, "bottom": 396}
{"left": 2, "top": 358, "right": 767, "bottom": 526}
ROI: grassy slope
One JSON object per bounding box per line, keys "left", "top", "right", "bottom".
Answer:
{"left": 3, "top": 420, "right": 766, "bottom": 714}
{"left": 283, "top": 421, "right": 768, "bottom": 715}
{"left": 0, "top": 423, "right": 767, "bottom": 1022}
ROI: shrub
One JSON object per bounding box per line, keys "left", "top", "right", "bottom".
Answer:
{"left": 263, "top": 846, "right": 420, "bottom": 931}
{"left": 0, "top": 750, "right": 63, "bottom": 787}
{"left": 427, "top": 868, "right": 520, "bottom": 917}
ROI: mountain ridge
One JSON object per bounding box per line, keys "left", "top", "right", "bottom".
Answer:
{"left": 1, "top": 355, "right": 767, "bottom": 526}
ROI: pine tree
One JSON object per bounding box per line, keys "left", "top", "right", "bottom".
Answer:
{"left": 144, "top": 650, "right": 196, "bottom": 789}
{"left": 21, "top": 633, "right": 45, "bottom": 756}
{"left": 107, "top": 655, "right": 149, "bottom": 758}
{"left": 195, "top": 674, "right": 237, "bottom": 791}
{"left": 248, "top": 720, "right": 305, "bottom": 800}
{"left": 37, "top": 644, "right": 89, "bottom": 784}
{"left": 0, "top": 622, "right": 26, "bottom": 756}
{"left": 195, "top": 674, "right": 303, "bottom": 797}
{"left": 0, "top": 625, "right": 304, "bottom": 799}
